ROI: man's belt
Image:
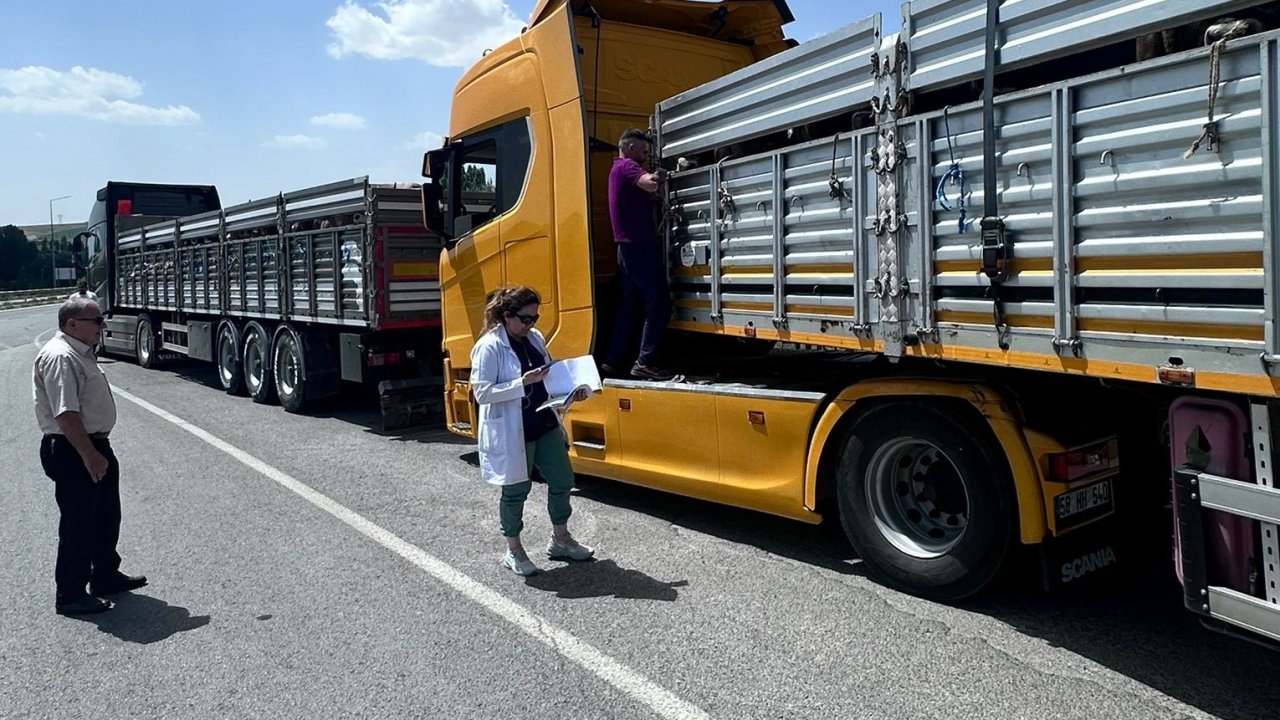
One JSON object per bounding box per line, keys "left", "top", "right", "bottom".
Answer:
{"left": 43, "top": 432, "right": 111, "bottom": 440}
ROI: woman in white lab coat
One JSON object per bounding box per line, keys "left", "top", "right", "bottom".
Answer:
{"left": 471, "top": 285, "right": 594, "bottom": 576}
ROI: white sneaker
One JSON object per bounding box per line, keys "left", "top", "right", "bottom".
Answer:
{"left": 547, "top": 536, "right": 595, "bottom": 561}
{"left": 503, "top": 551, "right": 539, "bottom": 576}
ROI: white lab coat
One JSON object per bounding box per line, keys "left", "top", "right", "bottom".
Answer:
{"left": 470, "top": 324, "right": 555, "bottom": 485}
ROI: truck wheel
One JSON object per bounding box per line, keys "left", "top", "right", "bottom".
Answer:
{"left": 242, "top": 322, "right": 277, "bottom": 404}
{"left": 216, "top": 322, "right": 246, "bottom": 396}
{"left": 135, "top": 315, "right": 158, "bottom": 369}
{"left": 272, "top": 325, "right": 310, "bottom": 413}
{"left": 834, "top": 400, "right": 1015, "bottom": 601}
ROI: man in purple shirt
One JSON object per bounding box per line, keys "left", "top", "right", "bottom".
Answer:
{"left": 604, "top": 128, "right": 672, "bottom": 380}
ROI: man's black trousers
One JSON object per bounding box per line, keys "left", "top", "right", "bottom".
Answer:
{"left": 39, "top": 435, "right": 122, "bottom": 600}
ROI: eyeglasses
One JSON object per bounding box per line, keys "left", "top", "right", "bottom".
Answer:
{"left": 514, "top": 313, "right": 540, "bottom": 325}
{"left": 74, "top": 315, "right": 106, "bottom": 326}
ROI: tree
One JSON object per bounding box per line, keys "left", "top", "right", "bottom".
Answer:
{"left": 0, "top": 225, "right": 39, "bottom": 286}
{"left": 461, "top": 164, "right": 495, "bottom": 193}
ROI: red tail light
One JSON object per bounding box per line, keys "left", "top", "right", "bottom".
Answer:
{"left": 116, "top": 199, "right": 133, "bottom": 215}
{"left": 1047, "top": 440, "right": 1114, "bottom": 483}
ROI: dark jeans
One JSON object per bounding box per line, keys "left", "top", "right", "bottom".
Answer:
{"left": 40, "top": 435, "right": 122, "bottom": 600}
{"left": 608, "top": 241, "right": 671, "bottom": 367}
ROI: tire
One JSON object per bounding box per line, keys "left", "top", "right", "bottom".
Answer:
{"left": 242, "top": 321, "right": 277, "bottom": 405}
{"left": 216, "top": 321, "right": 246, "bottom": 396}
{"left": 135, "top": 315, "right": 158, "bottom": 369}
{"left": 272, "top": 325, "right": 310, "bottom": 414}
{"left": 834, "top": 400, "right": 1015, "bottom": 601}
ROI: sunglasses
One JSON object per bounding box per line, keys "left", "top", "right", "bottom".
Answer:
{"left": 514, "top": 313, "right": 540, "bottom": 325}
{"left": 75, "top": 315, "right": 106, "bottom": 326}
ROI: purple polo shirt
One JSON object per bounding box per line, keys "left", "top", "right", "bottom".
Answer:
{"left": 608, "top": 157, "right": 656, "bottom": 244}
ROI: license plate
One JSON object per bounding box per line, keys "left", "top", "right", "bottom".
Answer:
{"left": 1054, "top": 479, "right": 1113, "bottom": 522}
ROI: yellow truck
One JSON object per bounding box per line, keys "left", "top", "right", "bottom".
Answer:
{"left": 423, "top": 0, "right": 1280, "bottom": 644}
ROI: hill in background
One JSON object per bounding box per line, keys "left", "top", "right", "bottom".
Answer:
{"left": 20, "top": 223, "right": 87, "bottom": 245}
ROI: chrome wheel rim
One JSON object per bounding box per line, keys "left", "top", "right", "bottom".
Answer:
{"left": 217, "top": 330, "right": 236, "bottom": 386}
{"left": 138, "top": 324, "right": 152, "bottom": 363}
{"left": 865, "top": 438, "right": 970, "bottom": 559}
{"left": 245, "top": 335, "right": 264, "bottom": 393}
{"left": 276, "top": 335, "right": 299, "bottom": 398}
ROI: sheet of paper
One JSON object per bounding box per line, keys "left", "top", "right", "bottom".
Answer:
{"left": 544, "top": 356, "right": 602, "bottom": 397}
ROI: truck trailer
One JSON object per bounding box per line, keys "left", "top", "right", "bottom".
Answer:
{"left": 426, "top": 0, "right": 1280, "bottom": 644}
{"left": 81, "top": 177, "right": 442, "bottom": 425}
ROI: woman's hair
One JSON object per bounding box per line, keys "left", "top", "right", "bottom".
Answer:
{"left": 483, "top": 285, "right": 542, "bottom": 330}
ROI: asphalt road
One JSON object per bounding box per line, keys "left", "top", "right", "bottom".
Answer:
{"left": 1, "top": 302, "right": 1276, "bottom": 720}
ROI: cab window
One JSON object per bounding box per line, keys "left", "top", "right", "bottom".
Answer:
{"left": 446, "top": 117, "right": 532, "bottom": 237}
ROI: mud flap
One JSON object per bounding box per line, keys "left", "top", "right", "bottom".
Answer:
{"left": 1039, "top": 516, "right": 1125, "bottom": 593}
{"left": 379, "top": 376, "right": 445, "bottom": 432}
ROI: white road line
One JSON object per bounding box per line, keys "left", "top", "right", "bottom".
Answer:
{"left": 32, "top": 328, "right": 55, "bottom": 349}
{"left": 112, "top": 387, "right": 711, "bottom": 720}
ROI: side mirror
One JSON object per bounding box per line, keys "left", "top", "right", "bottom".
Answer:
{"left": 421, "top": 183, "right": 450, "bottom": 243}
{"left": 73, "top": 231, "right": 99, "bottom": 255}
{"left": 422, "top": 149, "right": 444, "bottom": 180}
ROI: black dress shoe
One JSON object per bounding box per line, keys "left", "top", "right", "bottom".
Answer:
{"left": 90, "top": 572, "right": 148, "bottom": 596}
{"left": 56, "top": 595, "right": 112, "bottom": 616}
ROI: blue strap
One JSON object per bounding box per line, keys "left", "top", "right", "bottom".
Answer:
{"left": 934, "top": 106, "right": 967, "bottom": 234}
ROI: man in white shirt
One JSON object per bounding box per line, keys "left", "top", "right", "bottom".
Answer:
{"left": 68, "top": 279, "right": 98, "bottom": 302}
{"left": 33, "top": 297, "right": 146, "bottom": 616}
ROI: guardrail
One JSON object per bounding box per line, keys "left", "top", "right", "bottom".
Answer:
{"left": 0, "top": 287, "right": 66, "bottom": 309}
{"left": 0, "top": 287, "right": 61, "bottom": 300}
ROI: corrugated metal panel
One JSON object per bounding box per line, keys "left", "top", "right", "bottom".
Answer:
{"left": 657, "top": 16, "right": 881, "bottom": 158}
{"left": 918, "top": 30, "right": 1266, "bottom": 346}
{"left": 925, "top": 92, "right": 1055, "bottom": 330}
{"left": 669, "top": 134, "right": 865, "bottom": 324}
{"left": 905, "top": 0, "right": 1260, "bottom": 92}
{"left": 1071, "top": 40, "right": 1264, "bottom": 335}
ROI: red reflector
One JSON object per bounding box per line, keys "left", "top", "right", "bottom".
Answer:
{"left": 116, "top": 199, "right": 133, "bottom": 215}
{"left": 387, "top": 352, "right": 402, "bottom": 365}
{"left": 1047, "top": 441, "right": 1112, "bottom": 484}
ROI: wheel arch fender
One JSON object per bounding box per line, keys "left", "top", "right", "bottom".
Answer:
{"left": 803, "top": 378, "right": 1052, "bottom": 545}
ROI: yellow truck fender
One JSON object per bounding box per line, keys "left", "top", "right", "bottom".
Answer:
{"left": 803, "top": 378, "right": 1054, "bottom": 545}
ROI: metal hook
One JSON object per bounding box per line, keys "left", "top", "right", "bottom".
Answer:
{"left": 1100, "top": 150, "right": 1114, "bottom": 167}
{"left": 789, "top": 196, "right": 805, "bottom": 211}
{"left": 756, "top": 201, "right": 768, "bottom": 213}
{"left": 1017, "top": 163, "right": 1030, "bottom": 178}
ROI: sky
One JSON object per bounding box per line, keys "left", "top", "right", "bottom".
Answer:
{"left": 0, "top": 0, "right": 902, "bottom": 225}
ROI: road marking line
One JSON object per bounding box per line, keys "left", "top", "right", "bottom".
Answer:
{"left": 32, "top": 328, "right": 55, "bottom": 350}
{"left": 112, "top": 387, "right": 710, "bottom": 720}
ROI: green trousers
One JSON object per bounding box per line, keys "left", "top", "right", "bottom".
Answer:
{"left": 499, "top": 426, "right": 575, "bottom": 538}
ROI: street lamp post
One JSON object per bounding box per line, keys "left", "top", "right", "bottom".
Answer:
{"left": 49, "top": 195, "right": 70, "bottom": 287}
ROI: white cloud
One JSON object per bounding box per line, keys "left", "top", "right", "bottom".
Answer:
{"left": 310, "top": 112, "right": 367, "bottom": 129}
{"left": 404, "top": 129, "right": 443, "bottom": 150}
{"left": 326, "top": 0, "right": 525, "bottom": 67}
{"left": 0, "top": 66, "right": 200, "bottom": 126}
{"left": 261, "top": 134, "right": 328, "bottom": 150}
